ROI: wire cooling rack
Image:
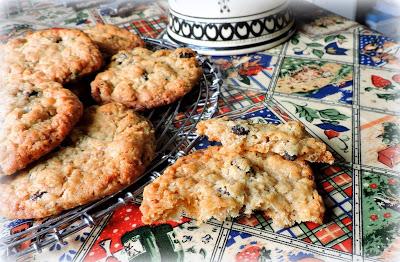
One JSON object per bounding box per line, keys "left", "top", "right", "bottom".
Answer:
{"left": 0, "top": 37, "right": 222, "bottom": 259}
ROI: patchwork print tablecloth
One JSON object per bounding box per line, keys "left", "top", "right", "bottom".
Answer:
{"left": 1, "top": 1, "right": 399, "bottom": 261}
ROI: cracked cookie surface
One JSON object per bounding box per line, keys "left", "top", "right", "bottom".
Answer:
{"left": 0, "top": 80, "right": 83, "bottom": 176}
{"left": 0, "top": 102, "right": 155, "bottom": 219}
{"left": 91, "top": 47, "right": 203, "bottom": 110}
{"left": 0, "top": 28, "right": 103, "bottom": 84}
{"left": 140, "top": 146, "right": 325, "bottom": 227}
{"left": 84, "top": 24, "right": 145, "bottom": 58}
{"left": 196, "top": 118, "right": 334, "bottom": 164}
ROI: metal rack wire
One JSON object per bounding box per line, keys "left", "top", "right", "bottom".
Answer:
{"left": 0, "top": 37, "right": 222, "bottom": 259}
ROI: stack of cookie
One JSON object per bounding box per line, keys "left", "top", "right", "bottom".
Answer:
{"left": 140, "top": 118, "right": 334, "bottom": 228}
{"left": 0, "top": 24, "right": 202, "bottom": 219}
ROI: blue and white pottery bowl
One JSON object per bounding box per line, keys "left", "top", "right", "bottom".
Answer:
{"left": 167, "top": 0, "right": 295, "bottom": 55}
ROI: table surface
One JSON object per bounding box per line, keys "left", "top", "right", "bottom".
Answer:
{"left": 1, "top": 1, "right": 400, "bottom": 261}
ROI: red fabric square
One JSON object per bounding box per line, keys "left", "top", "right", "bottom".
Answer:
{"left": 305, "top": 221, "right": 320, "bottom": 230}
{"left": 324, "top": 166, "right": 342, "bottom": 176}
{"left": 236, "top": 215, "right": 259, "bottom": 227}
{"left": 341, "top": 217, "right": 351, "bottom": 226}
{"left": 315, "top": 224, "right": 345, "bottom": 245}
{"left": 343, "top": 186, "right": 353, "bottom": 197}
{"left": 322, "top": 181, "right": 335, "bottom": 193}
{"left": 332, "top": 173, "right": 351, "bottom": 186}
{"left": 302, "top": 237, "right": 312, "bottom": 243}
{"left": 251, "top": 95, "right": 265, "bottom": 103}
{"left": 332, "top": 238, "right": 352, "bottom": 253}
{"left": 219, "top": 107, "right": 231, "bottom": 114}
{"left": 322, "top": 181, "right": 334, "bottom": 192}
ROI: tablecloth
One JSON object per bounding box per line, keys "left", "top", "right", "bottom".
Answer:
{"left": 0, "top": 0, "right": 399, "bottom": 261}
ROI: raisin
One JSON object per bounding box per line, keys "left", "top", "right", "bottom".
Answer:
{"left": 30, "top": 191, "right": 47, "bottom": 201}
{"left": 115, "top": 53, "right": 128, "bottom": 65}
{"left": 143, "top": 72, "right": 149, "bottom": 80}
{"left": 55, "top": 37, "right": 62, "bottom": 43}
{"left": 217, "top": 186, "right": 230, "bottom": 196}
{"left": 246, "top": 167, "right": 255, "bottom": 177}
{"left": 284, "top": 152, "right": 297, "bottom": 161}
{"left": 179, "top": 52, "right": 194, "bottom": 58}
{"left": 27, "top": 90, "right": 39, "bottom": 97}
{"left": 231, "top": 125, "right": 249, "bottom": 136}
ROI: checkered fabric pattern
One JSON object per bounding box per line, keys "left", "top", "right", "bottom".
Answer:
{"left": 121, "top": 15, "right": 167, "bottom": 38}
{"left": 218, "top": 88, "right": 266, "bottom": 114}
{"left": 172, "top": 87, "right": 266, "bottom": 129}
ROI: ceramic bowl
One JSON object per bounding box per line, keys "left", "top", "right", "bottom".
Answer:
{"left": 167, "top": 0, "right": 295, "bottom": 55}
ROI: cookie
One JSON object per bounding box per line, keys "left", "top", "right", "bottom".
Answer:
{"left": 140, "top": 146, "right": 325, "bottom": 227}
{"left": 196, "top": 118, "right": 334, "bottom": 164}
{"left": 242, "top": 150, "right": 324, "bottom": 227}
{"left": 84, "top": 24, "right": 145, "bottom": 58}
{"left": 0, "top": 102, "right": 156, "bottom": 219}
{"left": 0, "top": 80, "right": 83, "bottom": 176}
{"left": 91, "top": 47, "right": 203, "bottom": 110}
{"left": 0, "top": 28, "right": 103, "bottom": 84}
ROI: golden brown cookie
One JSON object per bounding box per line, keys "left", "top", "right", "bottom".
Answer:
{"left": 0, "top": 103, "right": 156, "bottom": 219}
{"left": 84, "top": 24, "right": 145, "bottom": 58}
{"left": 0, "top": 28, "right": 103, "bottom": 84}
{"left": 0, "top": 79, "right": 83, "bottom": 176}
{"left": 140, "top": 146, "right": 325, "bottom": 227}
{"left": 196, "top": 118, "right": 334, "bottom": 164}
{"left": 91, "top": 47, "right": 203, "bottom": 110}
